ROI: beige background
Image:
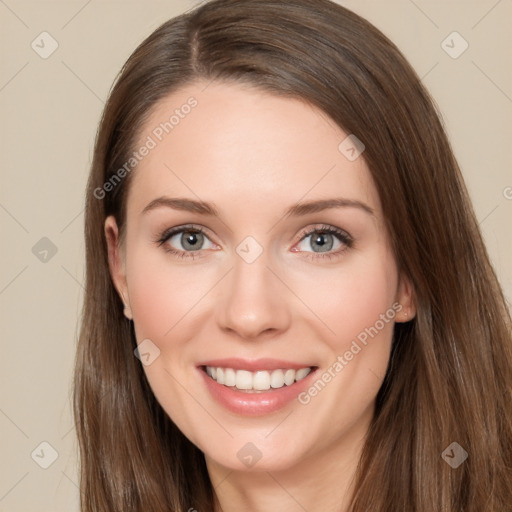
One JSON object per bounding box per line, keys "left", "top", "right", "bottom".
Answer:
{"left": 1, "top": 0, "right": 511, "bottom": 510}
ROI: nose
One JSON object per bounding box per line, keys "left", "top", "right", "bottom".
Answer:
{"left": 216, "top": 250, "right": 292, "bottom": 340}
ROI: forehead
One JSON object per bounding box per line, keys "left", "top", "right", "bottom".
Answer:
{"left": 126, "top": 80, "right": 380, "bottom": 220}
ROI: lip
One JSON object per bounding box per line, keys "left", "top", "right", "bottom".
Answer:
{"left": 197, "top": 359, "right": 318, "bottom": 416}
{"left": 197, "top": 357, "right": 314, "bottom": 372}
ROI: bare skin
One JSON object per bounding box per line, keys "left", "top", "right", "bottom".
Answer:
{"left": 105, "top": 81, "right": 415, "bottom": 512}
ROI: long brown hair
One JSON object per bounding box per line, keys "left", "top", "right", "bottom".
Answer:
{"left": 73, "top": 0, "right": 512, "bottom": 510}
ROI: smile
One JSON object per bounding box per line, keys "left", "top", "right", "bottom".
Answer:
{"left": 197, "top": 358, "right": 318, "bottom": 415}
{"left": 204, "top": 366, "right": 313, "bottom": 392}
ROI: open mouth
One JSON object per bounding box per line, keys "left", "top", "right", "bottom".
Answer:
{"left": 201, "top": 365, "right": 317, "bottom": 393}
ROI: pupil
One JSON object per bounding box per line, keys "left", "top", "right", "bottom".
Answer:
{"left": 312, "top": 232, "right": 333, "bottom": 252}
{"left": 182, "top": 231, "right": 202, "bottom": 250}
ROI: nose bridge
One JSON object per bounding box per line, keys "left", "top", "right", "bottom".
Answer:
{"left": 216, "top": 239, "right": 291, "bottom": 339}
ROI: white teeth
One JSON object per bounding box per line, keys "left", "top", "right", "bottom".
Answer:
{"left": 224, "top": 368, "right": 236, "bottom": 387}
{"left": 295, "top": 367, "right": 312, "bottom": 381}
{"left": 284, "top": 369, "right": 295, "bottom": 386}
{"left": 270, "top": 369, "right": 284, "bottom": 388}
{"left": 236, "top": 370, "right": 253, "bottom": 390}
{"left": 204, "top": 366, "right": 313, "bottom": 391}
{"left": 253, "top": 371, "right": 271, "bottom": 390}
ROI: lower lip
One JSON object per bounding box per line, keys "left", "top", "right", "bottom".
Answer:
{"left": 198, "top": 367, "right": 317, "bottom": 416}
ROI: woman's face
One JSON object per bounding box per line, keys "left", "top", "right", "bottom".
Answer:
{"left": 105, "top": 81, "right": 414, "bottom": 473}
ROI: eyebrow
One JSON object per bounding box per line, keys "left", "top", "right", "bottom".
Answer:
{"left": 141, "top": 196, "right": 374, "bottom": 217}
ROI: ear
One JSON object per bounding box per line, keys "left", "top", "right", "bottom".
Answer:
{"left": 104, "top": 215, "right": 133, "bottom": 320}
{"left": 394, "top": 273, "right": 416, "bottom": 323}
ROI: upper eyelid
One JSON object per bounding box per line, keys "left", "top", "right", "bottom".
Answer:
{"left": 299, "top": 224, "right": 351, "bottom": 237}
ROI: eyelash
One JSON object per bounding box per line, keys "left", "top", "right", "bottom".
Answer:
{"left": 155, "top": 223, "right": 353, "bottom": 262}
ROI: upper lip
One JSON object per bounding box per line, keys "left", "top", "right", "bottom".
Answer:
{"left": 197, "top": 358, "right": 316, "bottom": 372}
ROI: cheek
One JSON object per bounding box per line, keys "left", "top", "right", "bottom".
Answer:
{"left": 126, "top": 245, "right": 213, "bottom": 343}
{"left": 128, "top": 265, "right": 173, "bottom": 342}
{"left": 125, "top": 247, "right": 212, "bottom": 441}
{"left": 291, "top": 252, "right": 399, "bottom": 439}
{"left": 291, "top": 251, "right": 399, "bottom": 351}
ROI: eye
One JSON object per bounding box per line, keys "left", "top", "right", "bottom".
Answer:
{"left": 293, "top": 224, "right": 353, "bottom": 260}
{"left": 156, "top": 225, "right": 216, "bottom": 259}
{"left": 155, "top": 223, "right": 353, "bottom": 261}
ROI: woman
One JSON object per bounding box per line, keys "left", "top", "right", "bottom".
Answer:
{"left": 73, "top": 0, "right": 512, "bottom": 510}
